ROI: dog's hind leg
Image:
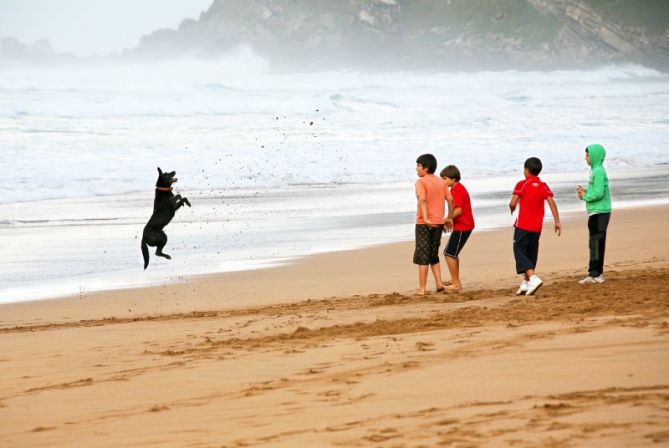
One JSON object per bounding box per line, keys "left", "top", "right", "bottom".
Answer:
{"left": 155, "top": 231, "right": 171, "bottom": 260}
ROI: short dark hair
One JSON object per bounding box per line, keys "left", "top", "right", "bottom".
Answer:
{"left": 524, "top": 157, "right": 542, "bottom": 176}
{"left": 440, "top": 165, "right": 461, "bottom": 182}
{"left": 416, "top": 154, "right": 437, "bottom": 174}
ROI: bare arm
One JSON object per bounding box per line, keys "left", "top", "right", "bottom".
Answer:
{"left": 445, "top": 189, "right": 454, "bottom": 219}
{"left": 416, "top": 182, "right": 431, "bottom": 225}
{"left": 546, "top": 196, "right": 561, "bottom": 236}
{"left": 509, "top": 194, "right": 520, "bottom": 214}
{"left": 444, "top": 188, "right": 454, "bottom": 230}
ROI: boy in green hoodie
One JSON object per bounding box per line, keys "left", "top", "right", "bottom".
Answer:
{"left": 577, "top": 144, "right": 611, "bottom": 284}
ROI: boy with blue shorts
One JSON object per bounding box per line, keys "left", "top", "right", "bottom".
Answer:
{"left": 509, "top": 157, "right": 562, "bottom": 296}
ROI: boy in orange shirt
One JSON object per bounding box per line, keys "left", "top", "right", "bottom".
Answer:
{"left": 414, "top": 154, "right": 454, "bottom": 295}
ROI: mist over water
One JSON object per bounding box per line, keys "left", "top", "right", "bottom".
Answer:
{"left": 2, "top": 51, "right": 669, "bottom": 302}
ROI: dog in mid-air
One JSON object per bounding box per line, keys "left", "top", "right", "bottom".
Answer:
{"left": 141, "top": 167, "right": 191, "bottom": 269}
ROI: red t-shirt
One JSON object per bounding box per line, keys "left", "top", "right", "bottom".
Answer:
{"left": 451, "top": 182, "right": 475, "bottom": 231}
{"left": 513, "top": 176, "right": 553, "bottom": 233}
{"left": 415, "top": 174, "right": 447, "bottom": 225}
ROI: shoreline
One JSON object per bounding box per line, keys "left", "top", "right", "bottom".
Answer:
{"left": 3, "top": 197, "right": 668, "bottom": 307}
{"left": 2, "top": 204, "right": 667, "bottom": 328}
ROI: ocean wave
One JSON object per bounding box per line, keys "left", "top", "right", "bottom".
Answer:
{"left": 1, "top": 63, "right": 668, "bottom": 205}
{"left": 0, "top": 62, "right": 664, "bottom": 119}
{"left": 0, "top": 217, "right": 132, "bottom": 228}
{"left": 330, "top": 94, "right": 397, "bottom": 112}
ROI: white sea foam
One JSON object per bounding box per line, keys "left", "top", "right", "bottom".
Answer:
{"left": 1, "top": 56, "right": 669, "bottom": 302}
{"left": 2, "top": 59, "right": 668, "bottom": 206}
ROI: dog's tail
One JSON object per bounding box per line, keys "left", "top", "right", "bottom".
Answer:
{"left": 141, "top": 237, "right": 150, "bottom": 270}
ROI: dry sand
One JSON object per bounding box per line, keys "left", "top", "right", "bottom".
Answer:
{"left": 1, "top": 205, "right": 668, "bottom": 447}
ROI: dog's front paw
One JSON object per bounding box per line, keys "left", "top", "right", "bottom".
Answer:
{"left": 183, "top": 198, "right": 191, "bottom": 207}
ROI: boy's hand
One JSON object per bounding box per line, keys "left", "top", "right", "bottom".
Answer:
{"left": 576, "top": 186, "right": 585, "bottom": 200}
{"left": 554, "top": 222, "right": 562, "bottom": 236}
{"left": 444, "top": 218, "right": 453, "bottom": 232}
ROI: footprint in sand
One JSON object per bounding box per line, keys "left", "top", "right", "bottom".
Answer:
{"left": 415, "top": 341, "right": 435, "bottom": 351}
{"left": 148, "top": 404, "right": 170, "bottom": 413}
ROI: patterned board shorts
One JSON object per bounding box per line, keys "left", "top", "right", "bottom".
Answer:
{"left": 413, "top": 224, "right": 443, "bottom": 265}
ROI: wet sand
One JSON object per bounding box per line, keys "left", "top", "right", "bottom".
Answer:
{"left": 1, "top": 205, "right": 668, "bottom": 447}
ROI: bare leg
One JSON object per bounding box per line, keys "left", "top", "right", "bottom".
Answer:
{"left": 430, "top": 263, "right": 445, "bottom": 291}
{"left": 525, "top": 269, "right": 534, "bottom": 281}
{"left": 445, "top": 256, "right": 462, "bottom": 290}
{"left": 417, "top": 265, "right": 429, "bottom": 295}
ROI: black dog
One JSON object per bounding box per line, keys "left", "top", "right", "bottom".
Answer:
{"left": 141, "top": 167, "right": 191, "bottom": 269}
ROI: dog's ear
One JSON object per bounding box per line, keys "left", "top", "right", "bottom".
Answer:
{"left": 157, "top": 167, "right": 163, "bottom": 175}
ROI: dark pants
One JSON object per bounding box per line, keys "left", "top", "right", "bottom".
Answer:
{"left": 513, "top": 227, "right": 540, "bottom": 275}
{"left": 588, "top": 213, "right": 610, "bottom": 277}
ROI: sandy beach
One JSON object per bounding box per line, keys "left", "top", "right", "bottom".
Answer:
{"left": 1, "top": 205, "right": 668, "bottom": 447}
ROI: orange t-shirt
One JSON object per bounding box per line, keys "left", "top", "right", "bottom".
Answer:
{"left": 415, "top": 174, "right": 446, "bottom": 225}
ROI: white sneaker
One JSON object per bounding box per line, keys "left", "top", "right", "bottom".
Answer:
{"left": 579, "top": 275, "right": 605, "bottom": 284}
{"left": 525, "top": 275, "right": 543, "bottom": 295}
{"left": 578, "top": 276, "right": 595, "bottom": 284}
{"left": 516, "top": 280, "right": 529, "bottom": 296}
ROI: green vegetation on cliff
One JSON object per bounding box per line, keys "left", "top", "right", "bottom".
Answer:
{"left": 132, "top": 0, "right": 669, "bottom": 71}
{"left": 587, "top": 0, "right": 669, "bottom": 36}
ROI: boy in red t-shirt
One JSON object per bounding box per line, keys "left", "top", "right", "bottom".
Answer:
{"left": 440, "top": 165, "right": 474, "bottom": 292}
{"left": 509, "top": 157, "right": 561, "bottom": 295}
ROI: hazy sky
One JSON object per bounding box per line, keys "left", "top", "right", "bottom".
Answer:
{"left": 0, "top": 0, "right": 213, "bottom": 56}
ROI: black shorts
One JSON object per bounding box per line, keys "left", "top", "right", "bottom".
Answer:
{"left": 413, "top": 224, "right": 443, "bottom": 265}
{"left": 513, "top": 227, "right": 541, "bottom": 274}
{"left": 443, "top": 230, "right": 472, "bottom": 259}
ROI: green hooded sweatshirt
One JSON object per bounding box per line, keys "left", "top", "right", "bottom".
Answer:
{"left": 582, "top": 144, "right": 611, "bottom": 214}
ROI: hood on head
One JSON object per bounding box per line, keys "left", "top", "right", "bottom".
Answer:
{"left": 586, "top": 144, "right": 606, "bottom": 167}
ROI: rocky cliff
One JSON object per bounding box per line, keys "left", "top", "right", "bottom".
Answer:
{"left": 0, "top": 37, "right": 77, "bottom": 63}
{"left": 527, "top": 0, "right": 669, "bottom": 70}
{"left": 129, "top": 0, "right": 669, "bottom": 71}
